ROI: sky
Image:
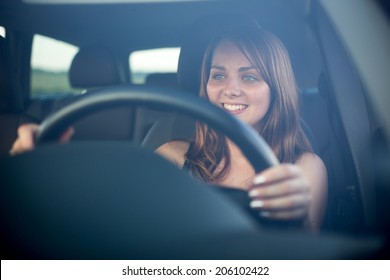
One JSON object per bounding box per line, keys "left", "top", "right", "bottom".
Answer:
{"left": 31, "top": 35, "right": 79, "bottom": 71}
{"left": 130, "top": 47, "right": 180, "bottom": 73}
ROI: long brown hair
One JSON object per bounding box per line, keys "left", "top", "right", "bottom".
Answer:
{"left": 185, "top": 25, "right": 313, "bottom": 183}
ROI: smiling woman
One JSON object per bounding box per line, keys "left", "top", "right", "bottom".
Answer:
{"left": 0, "top": 0, "right": 389, "bottom": 263}
{"left": 156, "top": 23, "right": 328, "bottom": 231}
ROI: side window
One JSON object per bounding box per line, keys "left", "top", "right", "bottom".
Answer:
{"left": 30, "top": 34, "right": 79, "bottom": 99}
{"left": 129, "top": 47, "right": 180, "bottom": 84}
{"left": 0, "top": 26, "right": 5, "bottom": 38}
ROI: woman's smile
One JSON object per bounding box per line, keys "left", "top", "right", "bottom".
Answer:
{"left": 221, "top": 103, "right": 249, "bottom": 114}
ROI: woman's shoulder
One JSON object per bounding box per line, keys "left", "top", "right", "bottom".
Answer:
{"left": 296, "top": 152, "right": 324, "bottom": 165}
{"left": 155, "top": 140, "right": 191, "bottom": 168}
{"left": 296, "top": 152, "right": 326, "bottom": 169}
{"left": 296, "top": 152, "right": 327, "bottom": 182}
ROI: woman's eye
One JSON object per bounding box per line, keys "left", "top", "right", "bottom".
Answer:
{"left": 243, "top": 74, "right": 258, "bottom": 81}
{"left": 212, "top": 73, "right": 225, "bottom": 80}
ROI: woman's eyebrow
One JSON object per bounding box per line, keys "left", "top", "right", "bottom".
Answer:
{"left": 210, "top": 65, "right": 225, "bottom": 71}
{"left": 238, "top": 66, "right": 257, "bottom": 72}
{"left": 210, "top": 65, "right": 257, "bottom": 71}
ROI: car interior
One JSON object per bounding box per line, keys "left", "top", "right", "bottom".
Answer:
{"left": 0, "top": 0, "right": 389, "bottom": 259}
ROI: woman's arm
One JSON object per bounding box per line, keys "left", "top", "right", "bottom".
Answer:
{"left": 155, "top": 140, "right": 190, "bottom": 168}
{"left": 296, "top": 153, "right": 328, "bottom": 230}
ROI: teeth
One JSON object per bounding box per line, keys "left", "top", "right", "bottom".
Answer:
{"left": 223, "top": 104, "right": 247, "bottom": 111}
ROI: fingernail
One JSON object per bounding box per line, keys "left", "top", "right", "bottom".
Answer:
{"left": 248, "top": 189, "right": 260, "bottom": 197}
{"left": 252, "top": 175, "right": 266, "bottom": 185}
{"left": 250, "top": 200, "right": 264, "bottom": 208}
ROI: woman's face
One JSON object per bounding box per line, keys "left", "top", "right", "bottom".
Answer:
{"left": 206, "top": 40, "right": 271, "bottom": 132}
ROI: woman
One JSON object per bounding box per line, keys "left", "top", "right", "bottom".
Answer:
{"left": 155, "top": 25, "right": 327, "bottom": 231}
{"left": 11, "top": 25, "right": 327, "bottom": 231}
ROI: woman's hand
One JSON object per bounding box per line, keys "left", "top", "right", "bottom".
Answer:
{"left": 249, "top": 164, "right": 310, "bottom": 221}
{"left": 249, "top": 154, "right": 327, "bottom": 231}
{"left": 10, "top": 123, "right": 74, "bottom": 155}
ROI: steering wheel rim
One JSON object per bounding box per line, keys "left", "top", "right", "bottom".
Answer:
{"left": 37, "top": 85, "right": 279, "bottom": 172}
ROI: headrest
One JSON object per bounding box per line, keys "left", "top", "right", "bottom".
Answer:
{"left": 145, "top": 73, "right": 178, "bottom": 89}
{"left": 69, "top": 46, "right": 123, "bottom": 88}
{"left": 0, "top": 36, "right": 23, "bottom": 113}
{"left": 178, "top": 13, "right": 260, "bottom": 94}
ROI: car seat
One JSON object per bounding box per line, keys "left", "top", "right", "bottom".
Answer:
{"left": 67, "top": 46, "right": 135, "bottom": 141}
{"left": 26, "top": 45, "right": 135, "bottom": 141}
{"left": 137, "top": 72, "right": 194, "bottom": 149}
{"left": 145, "top": 73, "right": 178, "bottom": 89}
{"left": 69, "top": 45, "right": 127, "bottom": 88}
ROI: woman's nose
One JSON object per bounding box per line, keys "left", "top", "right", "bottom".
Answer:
{"left": 223, "top": 78, "right": 241, "bottom": 97}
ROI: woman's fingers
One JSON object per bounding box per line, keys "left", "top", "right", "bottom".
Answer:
{"left": 250, "top": 193, "right": 310, "bottom": 210}
{"left": 9, "top": 124, "right": 39, "bottom": 155}
{"left": 249, "top": 176, "right": 309, "bottom": 198}
{"left": 249, "top": 164, "right": 309, "bottom": 197}
{"left": 10, "top": 124, "right": 74, "bottom": 155}
{"left": 250, "top": 193, "right": 309, "bottom": 220}
{"left": 249, "top": 163, "right": 311, "bottom": 220}
{"left": 252, "top": 164, "right": 303, "bottom": 186}
{"left": 18, "top": 124, "right": 38, "bottom": 148}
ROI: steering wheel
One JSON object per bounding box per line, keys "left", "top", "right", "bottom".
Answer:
{"left": 36, "top": 85, "right": 279, "bottom": 173}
